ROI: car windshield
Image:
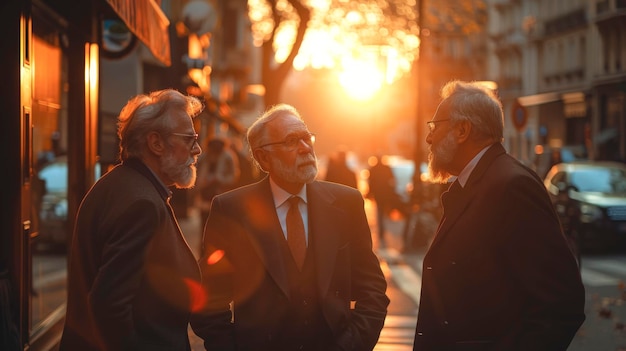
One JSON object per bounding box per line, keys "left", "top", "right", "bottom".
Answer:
{"left": 570, "top": 167, "right": 626, "bottom": 194}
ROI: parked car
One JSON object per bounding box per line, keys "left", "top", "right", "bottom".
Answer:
{"left": 544, "top": 161, "right": 626, "bottom": 253}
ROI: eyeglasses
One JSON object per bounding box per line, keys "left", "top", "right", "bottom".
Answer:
{"left": 258, "top": 132, "right": 316, "bottom": 151}
{"left": 169, "top": 132, "right": 199, "bottom": 146}
{"left": 426, "top": 119, "right": 451, "bottom": 133}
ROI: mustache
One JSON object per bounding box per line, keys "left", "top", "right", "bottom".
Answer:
{"left": 297, "top": 155, "right": 317, "bottom": 166}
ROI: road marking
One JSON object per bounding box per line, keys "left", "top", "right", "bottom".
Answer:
{"left": 378, "top": 248, "right": 422, "bottom": 307}
{"left": 580, "top": 267, "right": 620, "bottom": 287}
{"left": 584, "top": 259, "right": 626, "bottom": 276}
{"left": 389, "top": 265, "right": 421, "bottom": 307}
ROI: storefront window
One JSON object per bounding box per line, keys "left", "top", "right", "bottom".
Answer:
{"left": 30, "top": 14, "right": 68, "bottom": 332}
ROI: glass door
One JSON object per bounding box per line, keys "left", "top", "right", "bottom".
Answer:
{"left": 30, "top": 6, "right": 69, "bottom": 334}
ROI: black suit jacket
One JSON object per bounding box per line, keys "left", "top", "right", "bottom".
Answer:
{"left": 60, "top": 159, "right": 201, "bottom": 351}
{"left": 191, "top": 177, "right": 389, "bottom": 350}
{"left": 414, "top": 144, "right": 585, "bottom": 351}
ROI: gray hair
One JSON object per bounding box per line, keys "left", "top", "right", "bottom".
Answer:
{"left": 440, "top": 80, "right": 504, "bottom": 144}
{"left": 117, "top": 89, "right": 203, "bottom": 161}
{"left": 246, "top": 103, "right": 304, "bottom": 170}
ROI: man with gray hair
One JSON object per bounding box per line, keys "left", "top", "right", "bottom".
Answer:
{"left": 413, "top": 80, "right": 585, "bottom": 350}
{"left": 61, "top": 89, "right": 204, "bottom": 351}
{"left": 191, "top": 103, "right": 389, "bottom": 350}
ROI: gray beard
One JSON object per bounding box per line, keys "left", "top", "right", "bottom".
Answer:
{"left": 427, "top": 132, "right": 457, "bottom": 184}
{"left": 272, "top": 155, "right": 318, "bottom": 184}
{"left": 161, "top": 152, "right": 197, "bottom": 189}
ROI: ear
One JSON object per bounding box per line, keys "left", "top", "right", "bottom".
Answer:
{"left": 253, "top": 148, "right": 270, "bottom": 172}
{"left": 147, "top": 131, "right": 166, "bottom": 156}
{"left": 455, "top": 120, "right": 472, "bottom": 143}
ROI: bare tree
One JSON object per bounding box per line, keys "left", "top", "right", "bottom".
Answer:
{"left": 256, "top": 0, "right": 310, "bottom": 106}
{"left": 248, "top": 0, "right": 485, "bottom": 107}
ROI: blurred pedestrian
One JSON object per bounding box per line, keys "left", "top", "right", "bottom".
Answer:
{"left": 60, "top": 89, "right": 204, "bottom": 351}
{"left": 367, "top": 154, "right": 398, "bottom": 245}
{"left": 413, "top": 80, "right": 585, "bottom": 350}
{"left": 324, "top": 146, "right": 358, "bottom": 188}
{"left": 196, "top": 136, "right": 240, "bottom": 231}
{"left": 191, "top": 103, "right": 389, "bottom": 351}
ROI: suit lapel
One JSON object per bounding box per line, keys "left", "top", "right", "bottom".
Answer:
{"left": 307, "top": 182, "right": 341, "bottom": 295}
{"left": 246, "top": 179, "right": 291, "bottom": 297}
{"left": 430, "top": 144, "right": 506, "bottom": 250}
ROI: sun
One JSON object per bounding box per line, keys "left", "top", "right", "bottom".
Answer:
{"left": 337, "top": 59, "right": 384, "bottom": 101}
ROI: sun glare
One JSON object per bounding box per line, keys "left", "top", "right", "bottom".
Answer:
{"left": 248, "top": 0, "right": 421, "bottom": 99}
{"left": 338, "top": 58, "right": 384, "bottom": 101}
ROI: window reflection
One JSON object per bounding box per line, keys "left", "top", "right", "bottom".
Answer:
{"left": 31, "top": 16, "right": 68, "bottom": 332}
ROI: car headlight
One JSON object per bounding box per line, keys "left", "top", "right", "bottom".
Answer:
{"left": 579, "top": 203, "right": 602, "bottom": 223}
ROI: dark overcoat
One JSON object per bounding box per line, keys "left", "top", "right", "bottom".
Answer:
{"left": 60, "top": 158, "right": 201, "bottom": 351}
{"left": 413, "top": 143, "right": 585, "bottom": 351}
{"left": 191, "top": 177, "right": 389, "bottom": 351}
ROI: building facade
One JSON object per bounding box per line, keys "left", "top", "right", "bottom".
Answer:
{"left": 487, "top": 0, "right": 626, "bottom": 176}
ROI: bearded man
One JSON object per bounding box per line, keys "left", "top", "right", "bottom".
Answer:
{"left": 190, "top": 103, "right": 389, "bottom": 351}
{"left": 413, "top": 80, "right": 585, "bottom": 351}
{"left": 61, "top": 89, "right": 204, "bottom": 351}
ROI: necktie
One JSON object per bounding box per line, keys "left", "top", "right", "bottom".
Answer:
{"left": 287, "top": 196, "right": 306, "bottom": 270}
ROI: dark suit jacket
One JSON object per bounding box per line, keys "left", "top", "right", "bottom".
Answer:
{"left": 191, "top": 177, "right": 389, "bottom": 350}
{"left": 60, "top": 158, "right": 201, "bottom": 351}
{"left": 413, "top": 143, "right": 585, "bottom": 351}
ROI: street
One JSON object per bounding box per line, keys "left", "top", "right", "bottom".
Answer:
{"left": 178, "top": 197, "right": 626, "bottom": 350}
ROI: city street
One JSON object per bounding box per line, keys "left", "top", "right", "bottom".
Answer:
{"left": 180, "top": 196, "right": 626, "bottom": 350}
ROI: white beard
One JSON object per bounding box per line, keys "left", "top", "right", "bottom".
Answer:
{"left": 272, "top": 154, "right": 318, "bottom": 184}
{"left": 161, "top": 151, "right": 197, "bottom": 189}
{"left": 427, "top": 131, "right": 457, "bottom": 184}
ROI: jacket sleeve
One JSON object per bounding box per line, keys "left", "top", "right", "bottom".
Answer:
{"left": 334, "top": 192, "right": 390, "bottom": 350}
{"left": 89, "top": 199, "right": 158, "bottom": 351}
{"left": 496, "top": 174, "right": 585, "bottom": 350}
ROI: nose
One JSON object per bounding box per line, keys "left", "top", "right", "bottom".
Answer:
{"left": 192, "top": 142, "right": 202, "bottom": 156}
{"left": 425, "top": 131, "right": 433, "bottom": 145}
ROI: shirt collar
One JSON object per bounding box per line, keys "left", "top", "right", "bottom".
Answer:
{"left": 269, "top": 177, "right": 308, "bottom": 208}
{"left": 456, "top": 144, "right": 492, "bottom": 188}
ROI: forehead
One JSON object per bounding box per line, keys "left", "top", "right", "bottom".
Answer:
{"left": 268, "top": 114, "right": 308, "bottom": 136}
{"left": 170, "top": 109, "right": 194, "bottom": 128}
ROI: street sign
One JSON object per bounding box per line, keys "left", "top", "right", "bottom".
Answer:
{"left": 511, "top": 99, "right": 527, "bottom": 131}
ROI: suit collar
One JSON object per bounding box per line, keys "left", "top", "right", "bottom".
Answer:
{"left": 464, "top": 143, "right": 506, "bottom": 189}
{"left": 123, "top": 158, "right": 172, "bottom": 202}
{"left": 429, "top": 143, "right": 506, "bottom": 250}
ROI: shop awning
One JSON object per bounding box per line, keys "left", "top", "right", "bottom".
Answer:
{"left": 105, "top": 0, "right": 171, "bottom": 66}
{"left": 517, "top": 92, "right": 561, "bottom": 107}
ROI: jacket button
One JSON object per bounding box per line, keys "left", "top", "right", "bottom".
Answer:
{"left": 426, "top": 266, "right": 432, "bottom": 270}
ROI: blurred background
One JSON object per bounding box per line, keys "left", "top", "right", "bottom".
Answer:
{"left": 2, "top": 0, "right": 626, "bottom": 349}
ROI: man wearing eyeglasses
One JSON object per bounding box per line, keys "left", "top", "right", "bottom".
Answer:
{"left": 61, "top": 89, "right": 204, "bottom": 351}
{"left": 191, "top": 103, "right": 389, "bottom": 350}
{"left": 413, "top": 80, "right": 585, "bottom": 350}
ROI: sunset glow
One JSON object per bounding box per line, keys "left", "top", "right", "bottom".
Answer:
{"left": 248, "top": 0, "right": 420, "bottom": 100}
{"left": 337, "top": 58, "right": 383, "bottom": 100}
